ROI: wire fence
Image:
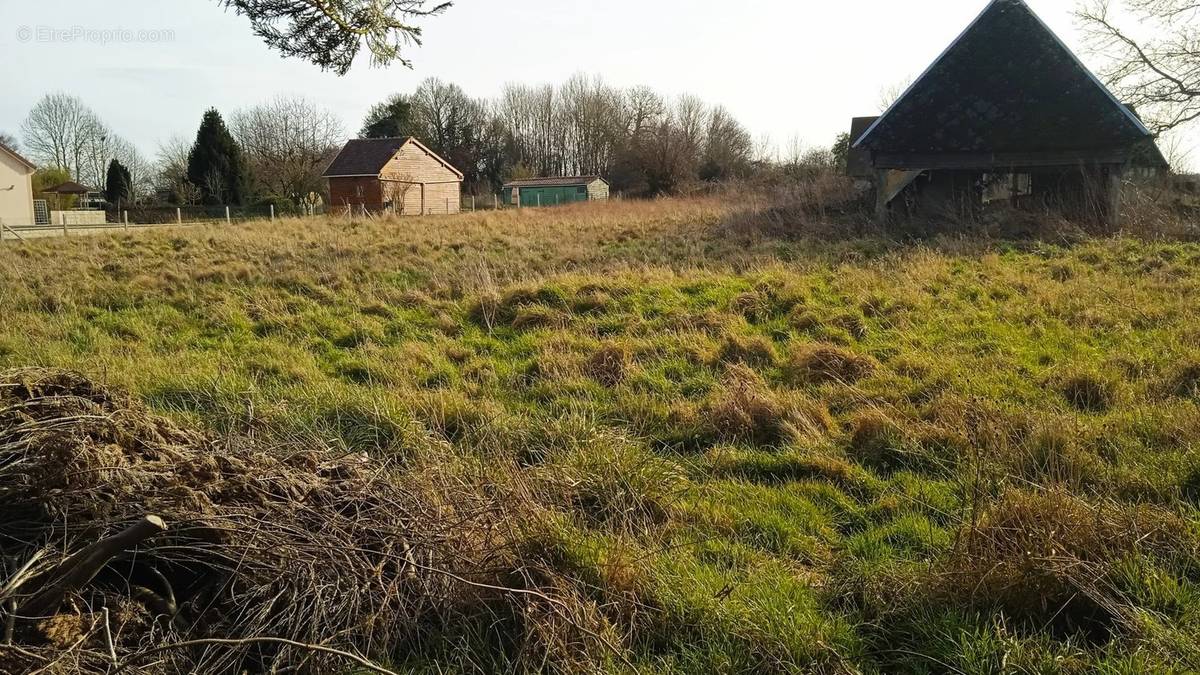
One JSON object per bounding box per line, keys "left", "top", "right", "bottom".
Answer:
{"left": 1, "top": 193, "right": 563, "bottom": 242}
{"left": 109, "top": 204, "right": 324, "bottom": 225}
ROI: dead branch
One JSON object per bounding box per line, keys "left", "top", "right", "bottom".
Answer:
{"left": 17, "top": 516, "right": 167, "bottom": 618}
{"left": 114, "top": 636, "right": 398, "bottom": 675}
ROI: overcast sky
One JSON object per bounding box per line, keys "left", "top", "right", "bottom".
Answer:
{"left": 0, "top": 0, "right": 1194, "bottom": 170}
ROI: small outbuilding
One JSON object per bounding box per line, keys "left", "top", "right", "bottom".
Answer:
{"left": 849, "top": 0, "right": 1168, "bottom": 226}
{"left": 502, "top": 176, "right": 609, "bottom": 207}
{"left": 323, "top": 137, "right": 463, "bottom": 216}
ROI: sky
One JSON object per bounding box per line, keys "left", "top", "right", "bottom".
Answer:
{"left": 0, "top": 0, "right": 1194, "bottom": 170}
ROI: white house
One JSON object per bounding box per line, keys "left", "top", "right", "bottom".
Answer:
{"left": 0, "top": 142, "right": 36, "bottom": 227}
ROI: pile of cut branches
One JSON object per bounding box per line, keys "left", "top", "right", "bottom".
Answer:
{"left": 0, "top": 369, "right": 575, "bottom": 673}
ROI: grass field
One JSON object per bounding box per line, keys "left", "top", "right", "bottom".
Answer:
{"left": 2, "top": 198, "right": 1199, "bottom": 673}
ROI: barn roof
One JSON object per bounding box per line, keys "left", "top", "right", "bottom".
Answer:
{"left": 0, "top": 141, "right": 36, "bottom": 172}
{"left": 854, "top": 0, "right": 1152, "bottom": 155}
{"left": 323, "top": 137, "right": 463, "bottom": 179}
{"left": 503, "top": 176, "right": 606, "bottom": 188}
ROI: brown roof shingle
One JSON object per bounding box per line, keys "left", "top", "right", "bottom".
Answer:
{"left": 323, "top": 137, "right": 410, "bottom": 177}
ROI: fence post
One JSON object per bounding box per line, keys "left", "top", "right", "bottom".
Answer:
{"left": 176, "top": 208, "right": 182, "bottom": 225}
{"left": 123, "top": 211, "right": 129, "bottom": 230}
{"left": 62, "top": 212, "right": 68, "bottom": 237}
{"left": 270, "top": 204, "right": 275, "bottom": 222}
{"left": 471, "top": 195, "right": 475, "bottom": 212}
{"left": 446, "top": 198, "right": 450, "bottom": 214}
{"left": 225, "top": 206, "right": 231, "bottom": 225}
{"left": 495, "top": 194, "right": 499, "bottom": 210}
{"left": 538, "top": 194, "right": 541, "bottom": 207}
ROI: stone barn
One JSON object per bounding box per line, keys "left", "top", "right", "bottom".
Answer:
{"left": 324, "top": 137, "right": 463, "bottom": 216}
{"left": 849, "top": 0, "right": 1168, "bottom": 226}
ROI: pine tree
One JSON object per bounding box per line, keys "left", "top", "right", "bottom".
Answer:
{"left": 360, "top": 94, "right": 419, "bottom": 139}
{"left": 186, "top": 109, "right": 246, "bottom": 205}
{"left": 105, "top": 159, "right": 132, "bottom": 206}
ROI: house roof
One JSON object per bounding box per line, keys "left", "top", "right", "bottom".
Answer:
{"left": 0, "top": 141, "right": 36, "bottom": 172}
{"left": 41, "top": 181, "right": 94, "bottom": 194}
{"left": 854, "top": 0, "right": 1152, "bottom": 155}
{"left": 503, "top": 176, "right": 606, "bottom": 188}
{"left": 322, "top": 137, "right": 463, "bottom": 179}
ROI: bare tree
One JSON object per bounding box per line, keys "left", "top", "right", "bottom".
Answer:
{"left": 558, "top": 74, "right": 626, "bottom": 176}
{"left": 78, "top": 132, "right": 150, "bottom": 198}
{"left": 20, "top": 93, "right": 106, "bottom": 184}
{"left": 155, "top": 135, "right": 201, "bottom": 204}
{"left": 877, "top": 77, "right": 913, "bottom": 113}
{"left": 220, "top": 0, "right": 452, "bottom": 75}
{"left": 624, "top": 86, "right": 667, "bottom": 138}
{"left": 674, "top": 94, "right": 709, "bottom": 174}
{"left": 383, "top": 176, "right": 417, "bottom": 214}
{"left": 409, "top": 77, "right": 490, "bottom": 185}
{"left": 1077, "top": 0, "right": 1200, "bottom": 133}
{"left": 701, "top": 105, "right": 753, "bottom": 181}
{"left": 0, "top": 132, "right": 18, "bottom": 151}
{"left": 231, "top": 96, "right": 345, "bottom": 206}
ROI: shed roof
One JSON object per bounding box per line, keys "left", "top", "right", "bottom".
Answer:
{"left": 0, "top": 141, "right": 36, "bottom": 172}
{"left": 323, "top": 137, "right": 463, "bottom": 179}
{"left": 503, "top": 176, "right": 606, "bottom": 188}
{"left": 854, "top": 0, "right": 1152, "bottom": 155}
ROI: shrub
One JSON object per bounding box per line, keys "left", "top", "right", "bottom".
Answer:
{"left": 785, "top": 344, "right": 877, "bottom": 385}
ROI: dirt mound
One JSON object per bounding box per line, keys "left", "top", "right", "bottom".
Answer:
{"left": 0, "top": 369, "right": 539, "bottom": 673}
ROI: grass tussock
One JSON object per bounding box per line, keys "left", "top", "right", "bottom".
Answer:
{"left": 1165, "top": 360, "right": 1200, "bottom": 400}
{"left": 785, "top": 343, "right": 878, "bottom": 385}
{"left": 584, "top": 343, "right": 630, "bottom": 387}
{"left": 938, "top": 489, "right": 1193, "bottom": 640}
{"left": 1056, "top": 371, "right": 1119, "bottom": 412}
{"left": 703, "top": 365, "right": 833, "bottom": 445}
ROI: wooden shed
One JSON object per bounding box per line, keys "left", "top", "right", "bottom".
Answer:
{"left": 851, "top": 0, "right": 1167, "bottom": 226}
{"left": 502, "top": 176, "right": 609, "bottom": 207}
{"left": 323, "top": 137, "right": 463, "bottom": 216}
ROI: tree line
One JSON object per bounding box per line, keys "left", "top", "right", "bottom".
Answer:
{"left": 357, "top": 75, "right": 767, "bottom": 196}
{"left": 12, "top": 78, "right": 848, "bottom": 211}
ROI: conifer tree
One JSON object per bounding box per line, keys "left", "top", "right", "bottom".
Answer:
{"left": 104, "top": 159, "right": 132, "bottom": 205}
{"left": 186, "top": 109, "right": 246, "bottom": 205}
